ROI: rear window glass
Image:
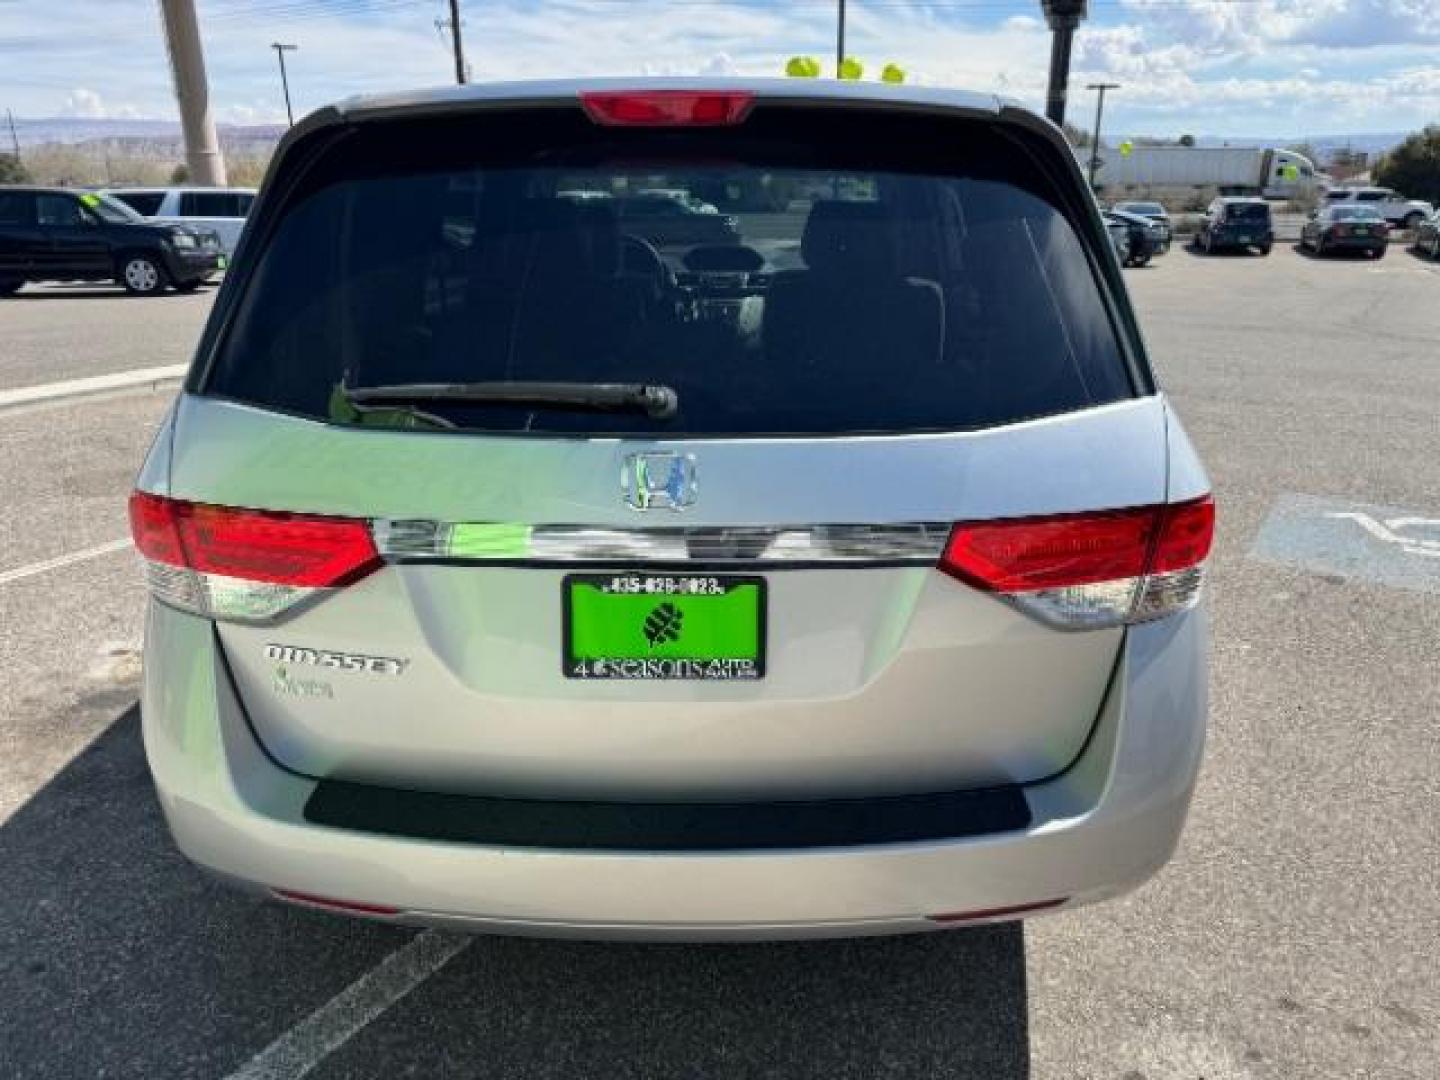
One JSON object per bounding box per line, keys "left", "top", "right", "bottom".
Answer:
{"left": 112, "top": 192, "right": 165, "bottom": 216}
{"left": 1330, "top": 206, "right": 1384, "bottom": 221}
{"left": 181, "top": 191, "right": 247, "bottom": 217}
{"left": 206, "top": 108, "right": 1134, "bottom": 436}
{"left": 1225, "top": 202, "right": 1270, "bottom": 221}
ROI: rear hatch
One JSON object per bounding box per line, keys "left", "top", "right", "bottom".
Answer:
{"left": 156, "top": 87, "right": 1170, "bottom": 801}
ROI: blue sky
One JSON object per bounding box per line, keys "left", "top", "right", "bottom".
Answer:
{"left": 2, "top": 0, "right": 1438, "bottom": 136}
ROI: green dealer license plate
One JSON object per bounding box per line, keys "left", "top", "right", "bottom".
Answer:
{"left": 564, "top": 573, "right": 766, "bottom": 680}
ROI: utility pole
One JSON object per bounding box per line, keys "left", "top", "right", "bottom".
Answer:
{"left": 158, "top": 0, "right": 227, "bottom": 185}
{"left": 5, "top": 109, "right": 20, "bottom": 161}
{"left": 1040, "top": 0, "right": 1088, "bottom": 127}
{"left": 1086, "top": 82, "right": 1119, "bottom": 190}
{"left": 446, "top": 0, "right": 467, "bottom": 85}
{"left": 271, "top": 43, "right": 297, "bottom": 126}
{"left": 836, "top": 0, "right": 846, "bottom": 78}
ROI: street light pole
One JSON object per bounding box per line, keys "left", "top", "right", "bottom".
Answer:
{"left": 836, "top": 0, "right": 846, "bottom": 77}
{"left": 271, "top": 42, "right": 297, "bottom": 127}
{"left": 1086, "top": 82, "right": 1119, "bottom": 190}
{"left": 1039, "top": 0, "right": 1088, "bottom": 127}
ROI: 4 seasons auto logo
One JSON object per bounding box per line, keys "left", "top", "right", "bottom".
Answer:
{"left": 643, "top": 602, "right": 685, "bottom": 647}
{"left": 569, "top": 658, "right": 761, "bottom": 680}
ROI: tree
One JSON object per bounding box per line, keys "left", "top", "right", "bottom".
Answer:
{"left": 1374, "top": 126, "right": 1440, "bottom": 203}
{"left": 170, "top": 162, "right": 190, "bottom": 184}
{"left": 0, "top": 153, "right": 30, "bottom": 183}
{"left": 1178, "top": 134, "right": 1196, "bottom": 147}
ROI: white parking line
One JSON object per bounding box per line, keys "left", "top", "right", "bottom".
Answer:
{"left": 0, "top": 538, "right": 132, "bottom": 587}
{"left": 224, "top": 931, "right": 473, "bottom": 1080}
{"left": 0, "top": 363, "right": 186, "bottom": 413}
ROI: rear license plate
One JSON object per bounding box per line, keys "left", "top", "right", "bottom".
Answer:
{"left": 1354, "top": 227, "right": 1370, "bottom": 236}
{"left": 564, "top": 573, "right": 766, "bottom": 680}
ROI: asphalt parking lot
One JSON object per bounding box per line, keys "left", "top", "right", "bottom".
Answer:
{"left": 1, "top": 248, "right": 1437, "bottom": 1078}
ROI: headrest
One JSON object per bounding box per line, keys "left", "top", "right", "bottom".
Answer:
{"left": 800, "top": 200, "right": 898, "bottom": 276}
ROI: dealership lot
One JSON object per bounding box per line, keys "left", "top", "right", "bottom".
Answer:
{"left": 1, "top": 249, "right": 1437, "bottom": 1078}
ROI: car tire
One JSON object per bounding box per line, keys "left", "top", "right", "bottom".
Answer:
{"left": 1372, "top": 246, "right": 1387, "bottom": 260}
{"left": 0, "top": 278, "right": 22, "bottom": 297}
{"left": 173, "top": 280, "right": 203, "bottom": 293}
{"left": 119, "top": 254, "right": 167, "bottom": 296}
{"left": 1315, "top": 237, "right": 1327, "bottom": 257}
{"left": 1258, "top": 243, "right": 1272, "bottom": 256}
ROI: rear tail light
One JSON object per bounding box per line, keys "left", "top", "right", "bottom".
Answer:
{"left": 940, "top": 496, "right": 1215, "bottom": 629}
{"left": 1332, "top": 225, "right": 1350, "bottom": 238}
{"left": 580, "top": 90, "right": 754, "bottom": 127}
{"left": 128, "top": 492, "right": 380, "bottom": 622}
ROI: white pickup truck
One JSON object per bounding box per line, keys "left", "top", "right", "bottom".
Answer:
{"left": 1323, "top": 187, "right": 1434, "bottom": 231}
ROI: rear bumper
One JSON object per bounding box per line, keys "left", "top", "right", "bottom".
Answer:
{"left": 1213, "top": 231, "right": 1272, "bottom": 248}
{"left": 1322, "top": 237, "right": 1387, "bottom": 251}
{"left": 141, "top": 604, "right": 1207, "bottom": 941}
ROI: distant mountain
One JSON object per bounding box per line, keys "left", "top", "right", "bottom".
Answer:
{"left": 10, "top": 117, "right": 285, "bottom": 156}
{"left": 1193, "top": 133, "right": 1410, "bottom": 160}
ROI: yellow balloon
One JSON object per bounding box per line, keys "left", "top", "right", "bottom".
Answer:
{"left": 1119, "top": 140, "right": 1134, "bottom": 157}
{"left": 838, "top": 56, "right": 864, "bottom": 80}
{"left": 785, "top": 55, "right": 820, "bottom": 78}
{"left": 881, "top": 63, "right": 906, "bottom": 84}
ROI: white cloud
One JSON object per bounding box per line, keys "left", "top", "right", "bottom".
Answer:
{"left": 1, "top": 0, "right": 1437, "bottom": 136}
{"left": 60, "top": 88, "right": 142, "bottom": 120}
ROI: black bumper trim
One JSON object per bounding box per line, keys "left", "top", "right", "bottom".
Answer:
{"left": 303, "top": 779, "right": 1032, "bottom": 851}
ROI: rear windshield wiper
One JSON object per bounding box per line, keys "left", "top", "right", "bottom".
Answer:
{"left": 342, "top": 380, "right": 679, "bottom": 420}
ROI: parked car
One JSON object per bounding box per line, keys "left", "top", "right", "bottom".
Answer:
{"left": 0, "top": 186, "right": 224, "bottom": 296}
{"left": 636, "top": 188, "right": 720, "bottom": 214}
{"left": 1103, "top": 208, "right": 1168, "bottom": 266}
{"left": 102, "top": 186, "right": 257, "bottom": 255}
{"left": 1301, "top": 204, "right": 1389, "bottom": 258}
{"left": 1195, "top": 197, "right": 1273, "bottom": 255}
{"left": 616, "top": 192, "right": 740, "bottom": 247}
{"left": 1411, "top": 210, "right": 1440, "bottom": 260}
{"left": 130, "top": 79, "right": 1213, "bottom": 941}
{"left": 1113, "top": 200, "right": 1172, "bottom": 245}
{"left": 1322, "top": 187, "right": 1433, "bottom": 232}
{"left": 1104, "top": 214, "right": 1132, "bottom": 263}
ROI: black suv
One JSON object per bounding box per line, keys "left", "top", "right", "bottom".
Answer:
{"left": 0, "top": 186, "right": 224, "bottom": 297}
{"left": 1195, "top": 197, "right": 1273, "bottom": 256}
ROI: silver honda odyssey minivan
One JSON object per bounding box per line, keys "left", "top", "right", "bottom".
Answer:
{"left": 132, "top": 78, "right": 1212, "bottom": 940}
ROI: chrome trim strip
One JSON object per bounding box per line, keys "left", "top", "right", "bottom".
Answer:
{"left": 372, "top": 521, "right": 949, "bottom": 565}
